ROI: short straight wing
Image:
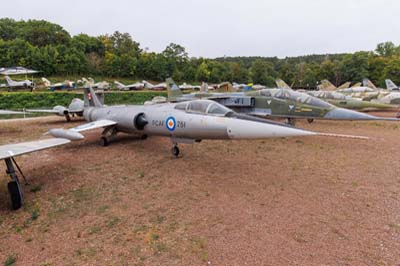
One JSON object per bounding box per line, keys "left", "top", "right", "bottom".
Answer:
{"left": 0, "top": 138, "right": 70, "bottom": 160}
{"left": 26, "top": 109, "right": 61, "bottom": 114}
{"left": 0, "top": 110, "right": 25, "bottom": 115}
{"left": 70, "top": 119, "right": 117, "bottom": 132}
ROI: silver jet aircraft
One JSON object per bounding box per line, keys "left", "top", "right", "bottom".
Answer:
{"left": 49, "top": 87, "right": 318, "bottom": 157}
{"left": 4, "top": 76, "right": 35, "bottom": 91}
{"left": 27, "top": 98, "right": 85, "bottom": 122}
{"left": 114, "top": 80, "right": 144, "bottom": 91}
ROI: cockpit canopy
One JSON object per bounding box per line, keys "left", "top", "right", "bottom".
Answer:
{"left": 174, "top": 100, "right": 233, "bottom": 116}
{"left": 259, "top": 89, "right": 333, "bottom": 108}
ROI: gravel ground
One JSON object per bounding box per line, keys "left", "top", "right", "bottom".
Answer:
{"left": 0, "top": 115, "right": 399, "bottom": 266}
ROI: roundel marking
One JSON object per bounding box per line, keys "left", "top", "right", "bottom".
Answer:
{"left": 166, "top": 116, "right": 176, "bottom": 131}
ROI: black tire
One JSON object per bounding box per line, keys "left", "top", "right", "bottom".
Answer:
{"left": 65, "top": 115, "right": 71, "bottom": 122}
{"left": 307, "top": 118, "right": 314, "bottom": 124}
{"left": 141, "top": 134, "right": 148, "bottom": 140}
{"left": 100, "top": 137, "right": 109, "bottom": 147}
{"left": 8, "top": 181, "right": 23, "bottom": 210}
{"left": 171, "top": 146, "right": 180, "bottom": 157}
{"left": 285, "top": 118, "right": 296, "bottom": 126}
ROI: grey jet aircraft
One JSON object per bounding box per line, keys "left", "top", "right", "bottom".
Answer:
{"left": 49, "top": 87, "right": 320, "bottom": 157}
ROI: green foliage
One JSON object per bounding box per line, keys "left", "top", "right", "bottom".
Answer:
{"left": 4, "top": 254, "right": 16, "bottom": 266}
{"left": 0, "top": 91, "right": 166, "bottom": 110}
{"left": 1, "top": 18, "right": 400, "bottom": 87}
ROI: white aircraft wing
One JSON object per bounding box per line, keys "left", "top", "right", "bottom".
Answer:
{"left": 0, "top": 138, "right": 70, "bottom": 160}
{"left": 70, "top": 119, "right": 117, "bottom": 132}
{"left": 26, "top": 109, "right": 61, "bottom": 114}
{"left": 0, "top": 110, "right": 25, "bottom": 115}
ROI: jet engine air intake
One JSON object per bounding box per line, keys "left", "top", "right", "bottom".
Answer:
{"left": 134, "top": 113, "right": 148, "bottom": 130}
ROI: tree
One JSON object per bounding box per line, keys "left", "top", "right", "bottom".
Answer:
{"left": 250, "top": 59, "right": 277, "bottom": 86}
{"left": 375, "top": 42, "right": 396, "bottom": 57}
{"left": 196, "top": 61, "right": 210, "bottom": 81}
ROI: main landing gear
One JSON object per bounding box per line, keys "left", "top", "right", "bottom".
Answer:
{"left": 65, "top": 114, "right": 71, "bottom": 122}
{"left": 285, "top": 118, "right": 296, "bottom": 126}
{"left": 100, "top": 127, "right": 118, "bottom": 147}
{"left": 4, "top": 157, "right": 29, "bottom": 210}
{"left": 171, "top": 144, "right": 180, "bottom": 157}
{"left": 307, "top": 118, "right": 314, "bottom": 124}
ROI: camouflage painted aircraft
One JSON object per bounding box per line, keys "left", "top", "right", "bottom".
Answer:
{"left": 49, "top": 87, "right": 319, "bottom": 157}
{"left": 166, "top": 79, "right": 398, "bottom": 125}
{"left": 306, "top": 90, "right": 394, "bottom": 111}
{"left": 317, "top": 80, "right": 351, "bottom": 91}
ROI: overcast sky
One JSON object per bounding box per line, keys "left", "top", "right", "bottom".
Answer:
{"left": 1, "top": 0, "right": 399, "bottom": 58}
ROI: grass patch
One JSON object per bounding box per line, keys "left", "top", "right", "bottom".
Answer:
{"left": 4, "top": 254, "right": 16, "bottom": 266}
{"left": 107, "top": 216, "right": 121, "bottom": 228}
{"left": 88, "top": 226, "right": 101, "bottom": 235}
{"left": 30, "top": 184, "right": 42, "bottom": 193}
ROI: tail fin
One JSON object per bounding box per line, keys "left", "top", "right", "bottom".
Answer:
{"left": 318, "top": 79, "right": 336, "bottom": 91}
{"left": 114, "top": 81, "right": 125, "bottom": 89}
{"left": 84, "top": 86, "right": 103, "bottom": 108}
{"left": 275, "top": 79, "right": 292, "bottom": 90}
{"left": 142, "top": 80, "right": 154, "bottom": 89}
{"left": 351, "top": 82, "right": 362, "bottom": 88}
{"left": 41, "top": 77, "right": 51, "bottom": 87}
{"left": 4, "top": 76, "right": 13, "bottom": 85}
{"left": 200, "top": 82, "right": 209, "bottom": 93}
{"left": 362, "top": 78, "right": 377, "bottom": 89}
{"left": 166, "top": 78, "right": 182, "bottom": 100}
{"left": 385, "top": 79, "right": 398, "bottom": 90}
{"left": 337, "top": 82, "right": 351, "bottom": 90}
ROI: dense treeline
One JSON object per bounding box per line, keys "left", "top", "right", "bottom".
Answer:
{"left": 1, "top": 18, "right": 400, "bottom": 87}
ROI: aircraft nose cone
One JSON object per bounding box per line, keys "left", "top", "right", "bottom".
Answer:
{"left": 324, "top": 108, "right": 379, "bottom": 120}
{"left": 227, "top": 119, "right": 316, "bottom": 139}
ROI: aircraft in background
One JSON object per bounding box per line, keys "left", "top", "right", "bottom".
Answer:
{"left": 385, "top": 79, "right": 400, "bottom": 91}
{"left": 166, "top": 79, "right": 398, "bottom": 125}
{"left": 3, "top": 76, "right": 35, "bottom": 91}
{"left": 179, "top": 83, "right": 201, "bottom": 90}
{"left": 317, "top": 80, "right": 351, "bottom": 91}
{"left": 276, "top": 79, "right": 293, "bottom": 90}
{"left": 49, "top": 86, "right": 319, "bottom": 158}
{"left": 306, "top": 90, "right": 394, "bottom": 111}
{"left": 143, "top": 80, "right": 167, "bottom": 90}
{"left": 27, "top": 98, "right": 85, "bottom": 122}
{"left": 114, "top": 80, "right": 144, "bottom": 91}
{"left": 82, "top": 78, "right": 110, "bottom": 90}
{"left": 42, "top": 78, "right": 76, "bottom": 91}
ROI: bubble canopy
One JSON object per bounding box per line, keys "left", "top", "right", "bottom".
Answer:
{"left": 174, "top": 100, "right": 233, "bottom": 116}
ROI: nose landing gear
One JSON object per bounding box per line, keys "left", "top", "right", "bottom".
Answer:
{"left": 171, "top": 145, "right": 180, "bottom": 157}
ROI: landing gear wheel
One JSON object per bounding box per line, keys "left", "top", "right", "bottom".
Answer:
{"left": 285, "top": 118, "right": 296, "bottom": 126}
{"left": 171, "top": 146, "right": 180, "bottom": 157}
{"left": 8, "top": 180, "right": 23, "bottom": 210}
{"left": 100, "top": 137, "right": 109, "bottom": 147}
{"left": 307, "top": 118, "right": 314, "bottom": 124}
{"left": 65, "top": 115, "right": 71, "bottom": 122}
{"left": 141, "top": 134, "right": 148, "bottom": 140}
